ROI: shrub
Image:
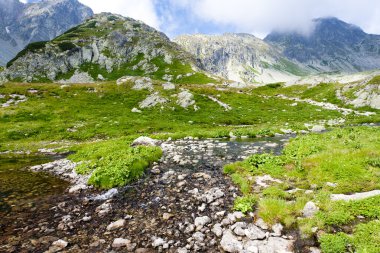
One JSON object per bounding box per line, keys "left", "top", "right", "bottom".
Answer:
{"left": 233, "top": 195, "right": 257, "bottom": 213}
{"left": 319, "top": 233, "right": 351, "bottom": 253}
{"left": 58, "top": 42, "right": 77, "bottom": 52}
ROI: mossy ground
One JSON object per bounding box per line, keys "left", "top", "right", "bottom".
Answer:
{"left": 224, "top": 127, "right": 380, "bottom": 252}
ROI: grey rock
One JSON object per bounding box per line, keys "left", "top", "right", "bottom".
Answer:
{"left": 194, "top": 216, "right": 211, "bottom": 229}
{"left": 302, "top": 201, "right": 319, "bottom": 217}
{"left": 131, "top": 136, "right": 159, "bottom": 147}
{"left": 211, "top": 223, "right": 223, "bottom": 237}
{"left": 177, "top": 90, "right": 196, "bottom": 109}
{"left": 244, "top": 224, "right": 266, "bottom": 240}
{"left": 271, "top": 223, "right": 283, "bottom": 236}
{"left": 139, "top": 92, "right": 168, "bottom": 108}
{"left": 220, "top": 230, "right": 243, "bottom": 253}
{"left": 162, "top": 82, "right": 175, "bottom": 90}
{"left": 152, "top": 237, "right": 166, "bottom": 248}
{"left": 202, "top": 187, "right": 225, "bottom": 204}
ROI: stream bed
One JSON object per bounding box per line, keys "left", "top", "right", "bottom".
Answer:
{"left": 0, "top": 135, "right": 299, "bottom": 253}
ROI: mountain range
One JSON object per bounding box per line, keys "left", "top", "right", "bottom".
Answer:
{"left": 1, "top": 1, "right": 380, "bottom": 84}
{"left": 0, "top": 0, "right": 93, "bottom": 65}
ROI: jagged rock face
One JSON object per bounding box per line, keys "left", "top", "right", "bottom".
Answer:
{"left": 2, "top": 13, "right": 200, "bottom": 82}
{"left": 0, "top": 0, "right": 93, "bottom": 66}
{"left": 174, "top": 33, "right": 308, "bottom": 84}
{"left": 265, "top": 17, "right": 380, "bottom": 73}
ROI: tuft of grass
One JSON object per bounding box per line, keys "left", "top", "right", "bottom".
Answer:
{"left": 257, "top": 198, "right": 295, "bottom": 226}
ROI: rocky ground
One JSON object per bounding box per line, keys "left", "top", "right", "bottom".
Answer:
{"left": 0, "top": 137, "right": 304, "bottom": 253}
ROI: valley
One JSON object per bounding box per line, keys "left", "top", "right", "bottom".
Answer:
{"left": 0, "top": 2, "right": 379, "bottom": 253}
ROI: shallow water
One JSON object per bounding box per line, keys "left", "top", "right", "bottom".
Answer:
{"left": 0, "top": 156, "right": 69, "bottom": 214}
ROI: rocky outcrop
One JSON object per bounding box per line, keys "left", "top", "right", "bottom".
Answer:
{"left": 0, "top": 0, "right": 93, "bottom": 66}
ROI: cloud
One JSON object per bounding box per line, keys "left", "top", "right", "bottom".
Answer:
{"left": 157, "top": 0, "right": 380, "bottom": 38}
{"left": 78, "top": 0, "right": 160, "bottom": 29}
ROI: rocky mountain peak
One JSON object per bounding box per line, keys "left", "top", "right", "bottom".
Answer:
{"left": 0, "top": 0, "right": 93, "bottom": 66}
{"left": 265, "top": 17, "right": 380, "bottom": 73}
{"left": 175, "top": 33, "right": 308, "bottom": 84}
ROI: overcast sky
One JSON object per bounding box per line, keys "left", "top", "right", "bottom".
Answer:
{"left": 48, "top": 0, "right": 380, "bottom": 38}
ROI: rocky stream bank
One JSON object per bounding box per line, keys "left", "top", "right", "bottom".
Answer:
{"left": 0, "top": 136, "right": 311, "bottom": 253}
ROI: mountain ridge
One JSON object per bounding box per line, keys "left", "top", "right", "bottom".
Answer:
{"left": 265, "top": 17, "right": 380, "bottom": 73}
{"left": 0, "top": 0, "right": 93, "bottom": 65}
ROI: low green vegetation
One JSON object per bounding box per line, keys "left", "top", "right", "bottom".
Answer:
{"left": 69, "top": 138, "right": 162, "bottom": 189}
{"left": 1, "top": 80, "right": 363, "bottom": 152}
{"left": 224, "top": 126, "right": 380, "bottom": 251}
{"left": 367, "top": 75, "right": 380, "bottom": 84}
{"left": 233, "top": 194, "right": 257, "bottom": 213}
{"left": 319, "top": 221, "right": 380, "bottom": 253}
{"left": 6, "top": 41, "right": 48, "bottom": 68}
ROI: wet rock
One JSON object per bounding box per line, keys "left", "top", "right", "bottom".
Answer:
{"left": 131, "top": 136, "right": 159, "bottom": 147}
{"left": 220, "top": 230, "right": 243, "bottom": 253}
{"left": 112, "top": 238, "right": 134, "bottom": 249}
{"left": 152, "top": 237, "right": 166, "bottom": 248}
{"left": 194, "top": 216, "right": 211, "bottom": 229}
{"left": 47, "top": 239, "right": 68, "bottom": 253}
{"left": 302, "top": 201, "right": 319, "bottom": 217}
{"left": 91, "top": 188, "right": 118, "bottom": 201}
{"left": 212, "top": 223, "right": 223, "bottom": 237}
{"left": 192, "top": 232, "right": 205, "bottom": 242}
{"left": 96, "top": 202, "right": 112, "bottom": 217}
{"left": 184, "top": 224, "right": 195, "bottom": 234}
{"left": 107, "top": 219, "right": 126, "bottom": 231}
{"left": 68, "top": 184, "right": 87, "bottom": 193}
{"left": 202, "top": 187, "right": 224, "bottom": 204}
{"left": 163, "top": 213, "right": 174, "bottom": 220}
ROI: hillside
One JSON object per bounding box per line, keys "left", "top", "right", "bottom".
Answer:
{"left": 2, "top": 13, "right": 216, "bottom": 84}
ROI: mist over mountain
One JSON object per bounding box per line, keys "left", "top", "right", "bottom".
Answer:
{"left": 265, "top": 17, "right": 380, "bottom": 73}
{"left": 0, "top": 0, "right": 93, "bottom": 65}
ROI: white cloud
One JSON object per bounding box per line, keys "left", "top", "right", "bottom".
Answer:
{"left": 177, "top": 0, "right": 380, "bottom": 37}
{"left": 78, "top": 0, "right": 160, "bottom": 29}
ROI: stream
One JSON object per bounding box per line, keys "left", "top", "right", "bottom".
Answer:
{"left": 0, "top": 134, "right": 297, "bottom": 253}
